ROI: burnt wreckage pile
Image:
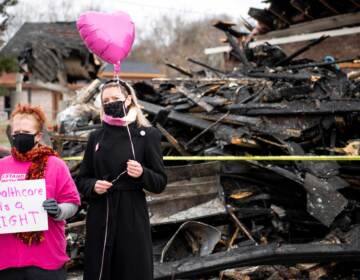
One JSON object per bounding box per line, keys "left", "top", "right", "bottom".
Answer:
{"left": 248, "top": 0, "right": 360, "bottom": 34}
{"left": 56, "top": 26, "right": 360, "bottom": 280}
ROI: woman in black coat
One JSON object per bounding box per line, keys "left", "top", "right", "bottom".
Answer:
{"left": 77, "top": 79, "right": 167, "bottom": 280}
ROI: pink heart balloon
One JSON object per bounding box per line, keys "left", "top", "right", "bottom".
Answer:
{"left": 76, "top": 11, "right": 135, "bottom": 72}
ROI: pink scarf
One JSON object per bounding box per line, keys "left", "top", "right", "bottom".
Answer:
{"left": 102, "top": 106, "right": 137, "bottom": 127}
{"left": 102, "top": 114, "right": 127, "bottom": 126}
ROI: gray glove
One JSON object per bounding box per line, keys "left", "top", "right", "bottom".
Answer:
{"left": 43, "top": 199, "right": 61, "bottom": 218}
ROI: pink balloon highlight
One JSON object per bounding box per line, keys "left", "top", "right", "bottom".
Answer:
{"left": 77, "top": 11, "right": 135, "bottom": 73}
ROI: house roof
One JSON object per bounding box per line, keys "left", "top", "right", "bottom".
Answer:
{"left": 0, "top": 22, "right": 94, "bottom": 83}
{"left": 98, "top": 61, "right": 164, "bottom": 80}
{"left": 1, "top": 22, "right": 85, "bottom": 57}
{"left": 101, "top": 61, "right": 161, "bottom": 74}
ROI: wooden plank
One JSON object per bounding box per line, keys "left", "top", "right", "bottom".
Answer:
{"left": 255, "top": 12, "right": 360, "bottom": 40}
{"left": 147, "top": 162, "right": 226, "bottom": 225}
{"left": 268, "top": 5, "right": 292, "bottom": 26}
{"left": 140, "top": 100, "right": 252, "bottom": 146}
{"left": 156, "top": 123, "right": 190, "bottom": 156}
{"left": 154, "top": 243, "right": 360, "bottom": 279}
{"left": 165, "top": 161, "right": 220, "bottom": 183}
{"left": 51, "top": 134, "right": 89, "bottom": 142}
{"left": 317, "top": 0, "right": 340, "bottom": 15}
{"left": 274, "top": 35, "right": 329, "bottom": 66}
{"left": 348, "top": 0, "right": 360, "bottom": 8}
{"left": 205, "top": 14, "right": 360, "bottom": 54}
{"left": 213, "top": 20, "right": 249, "bottom": 38}
{"left": 290, "top": 0, "right": 314, "bottom": 20}
{"left": 178, "top": 86, "right": 214, "bottom": 112}
{"left": 74, "top": 79, "right": 101, "bottom": 104}
{"left": 226, "top": 100, "right": 360, "bottom": 115}
{"left": 339, "top": 62, "right": 360, "bottom": 69}
{"left": 164, "top": 61, "right": 193, "bottom": 77}
{"left": 250, "top": 26, "right": 360, "bottom": 47}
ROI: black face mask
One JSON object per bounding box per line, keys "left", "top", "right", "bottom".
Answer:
{"left": 103, "top": 100, "right": 128, "bottom": 118}
{"left": 12, "top": 133, "right": 36, "bottom": 154}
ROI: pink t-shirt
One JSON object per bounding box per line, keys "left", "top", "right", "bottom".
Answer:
{"left": 0, "top": 155, "right": 81, "bottom": 270}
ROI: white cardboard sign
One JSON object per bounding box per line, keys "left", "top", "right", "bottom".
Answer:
{"left": 0, "top": 179, "right": 48, "bottom": 234}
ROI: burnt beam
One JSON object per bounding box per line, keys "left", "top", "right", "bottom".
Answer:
{"left": 154, "top": 243, "right": 360, "bottom": 279}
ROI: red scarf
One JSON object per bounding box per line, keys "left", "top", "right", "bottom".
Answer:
{"left": 11, "top": 144, "right": 58, "bottom": 245}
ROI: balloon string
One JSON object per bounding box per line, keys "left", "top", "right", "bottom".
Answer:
{"left": 113, "top": 62, "right": 121, "bottom": 82}
{"left": 113, "top": 72, "right": 120, "bottom": 82}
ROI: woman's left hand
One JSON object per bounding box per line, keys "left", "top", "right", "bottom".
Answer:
{"left": 127, "top": 160, "right": 143, "bottom": 178}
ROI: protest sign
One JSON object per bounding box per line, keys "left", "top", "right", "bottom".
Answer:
{"left": 0, "top": 179, "right": 48, "bottom": 234}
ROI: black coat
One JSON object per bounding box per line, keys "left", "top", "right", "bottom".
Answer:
{"left": 76, "top": 122, "right": 167, "bottom": 280}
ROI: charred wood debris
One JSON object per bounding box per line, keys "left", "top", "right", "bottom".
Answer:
{"left": 48, "top": 17, "right": 360, "bottom": 280}
{"left": 248, "top": 0, "right": 360, "bottom": 35}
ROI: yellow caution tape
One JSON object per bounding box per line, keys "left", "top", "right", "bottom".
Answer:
{"left": 62, "top": 155, "right": 360, "bottom": 161}
{"left": 62, "top": 156, "right": 84, "bottom": 161}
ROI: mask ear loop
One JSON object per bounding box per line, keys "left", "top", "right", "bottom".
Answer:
{"left": 34, "top": 132, "right": 40, "bottom": 147}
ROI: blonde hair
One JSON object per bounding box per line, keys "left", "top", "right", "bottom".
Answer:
{"left": 100, "top": 80, "right": 151, "bottom": 127}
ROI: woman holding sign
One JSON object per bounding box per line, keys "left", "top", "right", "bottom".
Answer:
{"left": 77, "top": 79, "right": 167, "bottom": 280}
{"left": 0, "top": 104, "right": 80, "bottom": 280}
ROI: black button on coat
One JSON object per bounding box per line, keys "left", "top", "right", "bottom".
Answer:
{"left": 76, "top": 122, "right": 167, "bottom": 280}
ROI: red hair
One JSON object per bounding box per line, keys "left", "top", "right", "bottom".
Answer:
{"left": 10, "top": 104, "right": 47, "bottom": 132}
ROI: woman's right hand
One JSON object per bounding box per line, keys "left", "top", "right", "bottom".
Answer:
{"left": 93, "top": 180, "right": 113, "bottom": 195}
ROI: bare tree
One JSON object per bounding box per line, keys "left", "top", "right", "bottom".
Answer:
{"left": 3, "top": 0, "right": 102, "bottom": 42}
{"left": 129, "top": 14, "right": 232, "bottom": 76}
{"left": 0, "top": 0, "right": 18, "bottom": 45}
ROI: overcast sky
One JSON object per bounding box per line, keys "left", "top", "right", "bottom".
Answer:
{"left": 99, "top": 0, "right": 267, "bottom": 21}
{"left": 4, "top": 0, "right": 268, "bottom": 43}
{"left": 24, "top": 0, "right": 267, "bottom": 18}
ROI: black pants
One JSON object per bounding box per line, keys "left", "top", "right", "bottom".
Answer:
{"left": 0, "top": 266, "right": 66, "bottom": 280}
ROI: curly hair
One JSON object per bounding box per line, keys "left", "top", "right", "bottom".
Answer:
{"left": 10, "top": 104, "right": 47, "bottom": 132}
